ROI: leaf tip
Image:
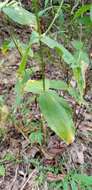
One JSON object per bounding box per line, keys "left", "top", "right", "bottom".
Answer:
{"left": 67, "top": 134, "right": 75, "bottom": 145}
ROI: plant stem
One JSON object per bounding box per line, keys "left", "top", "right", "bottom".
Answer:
{"left": 34, "top": 0, "right": 45, "bottom": 91}
{"left": 41, "top": 114, "right": 47, "bottom": 144}
{"left": 44, "top": 0, "right": 64, "bottom": 35}
{"left": 39, "top": 41, "right": 45, "bottom": 91}
{"left": 10, "top": 32, "right": 23, "bottom": 57}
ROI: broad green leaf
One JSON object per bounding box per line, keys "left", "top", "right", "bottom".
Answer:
{"left": 41, "top": 35, "right": 57, "bottom": 48}
{"left": 72, "top": 50, "right": 89, "bottom": 99}
{"left": 38, "top": 91, "right": 75, "bottom": 144}
{"left": 24, "top": 79, "right": 68, "bottom": 94}
{"left": 57, "top": 10, "right": 64, "bottom": 26}
{"left": 41, "top": 35, "right": 75, "bottom": 65}
{"left": 74, "top": 4, "right": 91, "bottom": 19}
{"left": 71, "top": 40, "right": 83, "bottom": 50}
{"left": 20, "top": 43, "right": 33, "bottom": 57}
{"left": 55, "top": 46, "right": 63, "bottom": 57}
{"left": 73, "top": 50, "right": 89, "bottom": 67}
{"left": 15, "top": 78, "right": 23, "bottom": 106}
{"left": 0, "top": 1, "right": 8, "bottom": 10}
{"left": 73, "top": 66, "right": 84, "bottom": 99}
{"left": 24, "top": 79, "right": 50, "bottom": 94}
{"left": 2, "top": 5, "right": 37, "bottom": 29}
{"left": 30, "top": 31, "right": 39, "bottom": 44}
{"left": 18, "top": 42, "right": 32, "bottom": 76}
{"left": 63, "top": 181, "right": 69, "bottom": 190}
{"left": 68, "top": 86, "right": 81, "bottom": 103}
{"left": 58, "top": 96, "right": 72, "bottom": 116}
{"left": 0, "top": 165, "right": 5, "bottom": 176}
{"left": 73, "top": 174, "right": 92, "bottom": 186}
{"left": 29, "top": 130, "right": 43, "bottom": 145}
{"left": 49, "top": 91, "right": 73, "bottom": 116}
{"left": 49, "top": 79, "right": 68, "bottom": 90}
{"left": 78, "top": 16, "right": 92, "bottom": 26}
{"left": 45, "top": 0, "right": 49, "bottom": 8}
{"left": 15, "top": 70, "right": 32, "bottom": 106}
{"left": 71, "top": 181, "right": 78, "bottom": 190}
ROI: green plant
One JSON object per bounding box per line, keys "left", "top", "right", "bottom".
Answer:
{"left": 74, "top": 4, "right": 92, "bottom": 21}
{"left": 23, "top": 33, "right": 89, "bottom": 143}
{"left": 0, "top": 153, "right": 17, "bottom": 177}
{"left": 29, "top": 129, "right": 43, "bottom": 145}
{"left": 62, "top": 171, "right": 92, "bottom": 190}
{"left": 22, "top": 157, "right": 92, "bottom": 190}
{"left": 73, "top": 3, "right": 92, "bottom": 35}
{"left": 47, "top": 170, "right": 92, "bottom": 190}
{"left": 0, "top": 165, "right": 5, "bottom": 177}
{"left": 0, "top": 152, "right": 16, "bottom": 163}
{"left": 0, "top": 0, "right": 90, "bottom": 144}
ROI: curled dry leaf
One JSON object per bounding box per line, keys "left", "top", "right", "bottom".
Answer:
{"left": 47, "top": 172, "right": 65, "bottom": 182}
{"left": 26, "top": 146, "right": 40, "bottom": 158}
{"left": 78, "top": 112, "right": 92, "bottom": 131}
{"left": 40, "top": 146, "right": 55, "bottom": 160}
{"left": 48, "top": 147, "right": 65, "bottom": 155}
{"left": 47, "top": 136, "right": 67, "bottom": 155}
{"left": 43, "top": 159, "right": 56, "bottom": 166}
{"left": 79, "top": 121, "right": 92, "bottom": 131}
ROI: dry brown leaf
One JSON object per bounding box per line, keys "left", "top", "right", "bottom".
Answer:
{"left": 40, "top": 147, "right": 55, "bottom": 160}
{"left": 83, "top": 113, "right": 92, "bottom": 121}
{"left": 79, "top": 121, "right": 92, "bottom": 131}
{"left": 48, "top": 147, "right": 65, "bottom": 155}
{"left": 47, "top": 172, "right": 65, "bottom": 182}
{"left": 43, "top": 159, "right": 56, "bottom": 166}
{"left": 26, "top": 146, "right": 39, "bottom": 158}
{"left": 70, "top": 143, "right": 85, "bottom": 164}
{"left": 47, "top": 136, "right": 66, "bottom": 155}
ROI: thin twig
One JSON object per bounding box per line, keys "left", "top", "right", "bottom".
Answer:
{"left": 9, "top": 165, "right": 19, "bottom": 190}
{"left": 34, "top": 0, "right": 46, "bottom": 91}
{"left": 41, "top": 114, "right": 47, "bottom": 144}
{"left": 20, "top": 169, "right": 37, "bottom": 190}
{"left": 44, "top": 0, "right": 64, "bottom": 35}
{"left": 15, "top": 123, "right": 30, "bottom": 144}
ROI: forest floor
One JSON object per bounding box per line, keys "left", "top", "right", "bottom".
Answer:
{"left": 0, "top": 17, "right": 92, "bottom": 190}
